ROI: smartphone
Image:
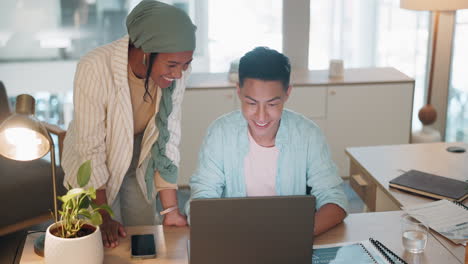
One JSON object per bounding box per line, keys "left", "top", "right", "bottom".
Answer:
{"left": 131, "top": 234, "right": 156, "bottom": 259}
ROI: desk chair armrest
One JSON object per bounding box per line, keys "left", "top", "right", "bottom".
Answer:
{"left": 41, "top": 122, "right": 66, "bottom": 163}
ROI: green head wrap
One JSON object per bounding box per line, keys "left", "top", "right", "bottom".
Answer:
{"left": 126, "top": 0, "right": 196, "bottom": 53}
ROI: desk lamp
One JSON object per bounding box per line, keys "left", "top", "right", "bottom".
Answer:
{"left": 401, "top": 0, "right": 468, "bottom": 141}
{"left": 0, "top": 94, "right": 58, "bottom": 256}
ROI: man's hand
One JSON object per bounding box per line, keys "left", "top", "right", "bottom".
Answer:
{"left": 163, "top": 210, "right": 188, "bottom": 226}
{"left": 100, "top": 217, "right": 127, "bottom": 248}
{"left": 314, "top": 203, "right": 346, "bottom": 236}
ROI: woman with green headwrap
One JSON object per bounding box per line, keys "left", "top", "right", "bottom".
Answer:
{"left": 62, "top": 0, "right": 196, "bottom": 248}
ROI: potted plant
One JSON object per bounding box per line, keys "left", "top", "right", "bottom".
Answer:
{"left": 44, "top": 160, "right": 113, "bottom": 264}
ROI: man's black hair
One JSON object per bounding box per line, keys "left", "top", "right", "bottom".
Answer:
{"left": 238, "top": 47, "right": 291, "bottom": 91}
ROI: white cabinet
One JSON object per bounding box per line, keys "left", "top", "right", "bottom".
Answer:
{"left": 325, "top": 83, "right": 413, "bottom": 176}
{"left": 287, "top": 86, "right": 328, "bottom": 131}
{"left": 179, "top": 87, "right": 237, "bottom": 185}
{"left": 287, "top": 86, "right": 327, "bottom": 120}
{"left": 285, "top": 83, "right": 413, "bottom": 177}
{"left": 178, "top": 68, "right": 414, "bottom": 185}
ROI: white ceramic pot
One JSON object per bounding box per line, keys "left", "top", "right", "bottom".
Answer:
{"left": 44, "top": 222, "right": 104, "bottom": 264}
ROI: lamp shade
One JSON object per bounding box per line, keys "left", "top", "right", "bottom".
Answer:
{"left": 0, "top": 94, "right": 51, "bottom": 161}
{"left": 401, "top": 0, "right": 468, "bottom": 11}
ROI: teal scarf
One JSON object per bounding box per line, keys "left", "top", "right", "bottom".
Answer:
{"left": 144, "top": 82, "right": 178, "bottom": 199}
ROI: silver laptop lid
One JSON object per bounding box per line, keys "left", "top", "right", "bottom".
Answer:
{"left": 190, "top": 195, "right": 316, "bottom": 264}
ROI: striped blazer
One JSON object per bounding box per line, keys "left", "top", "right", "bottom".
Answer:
{"left": 62, "top": 36, "right": 189, "bottom": 204}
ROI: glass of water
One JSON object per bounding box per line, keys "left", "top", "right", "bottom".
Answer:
{"left": 401, "top": 214, "right": 428, "bottom": 253}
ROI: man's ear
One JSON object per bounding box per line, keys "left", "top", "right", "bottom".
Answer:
{"left": 236, "top": 83, "right": 241, "bottom": 97}
{"left": 285, "top": 85, "right": 292, "bottom": 98}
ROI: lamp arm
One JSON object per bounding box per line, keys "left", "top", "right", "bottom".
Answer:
{"left": 47, "top": 131, "right": 59, "bottom": 223}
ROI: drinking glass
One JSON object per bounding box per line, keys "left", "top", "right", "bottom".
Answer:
{"left": 401, "top": 214, "right": 428, "bottom": 253}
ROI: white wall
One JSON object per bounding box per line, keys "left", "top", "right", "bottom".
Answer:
{"left": 0, "top": 61, "right": 77, "bottom": 96}
{"left": 283, "top": 0, "right": 310, "bottom": 70}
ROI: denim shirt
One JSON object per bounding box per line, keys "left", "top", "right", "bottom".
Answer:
{"left": 185, "top": 109, "right": 348, "bottom": 217}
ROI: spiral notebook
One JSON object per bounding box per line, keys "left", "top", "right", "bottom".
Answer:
{"left": 312, "top": 238, "right": 407, "bottom": 264}
{"left": 402, "top": 199, "right": 468, "bottom": 245}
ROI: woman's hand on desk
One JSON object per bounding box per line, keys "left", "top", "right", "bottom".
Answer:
{"left": 95, "top": 189, "right": 127, "bottom": 248}
{"left": 163, "top": 210, "right": 188, "bottom": 226}
{"left": 100, "top": 216, "right": 127, "bottom": 248}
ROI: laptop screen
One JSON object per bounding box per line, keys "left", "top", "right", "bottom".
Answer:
{"left": 189, "top": 195, "right": 316, "bottom": 264}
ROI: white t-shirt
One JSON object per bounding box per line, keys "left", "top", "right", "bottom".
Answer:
{"left": 244, "top": 131, "right": 279, "bottom": 196}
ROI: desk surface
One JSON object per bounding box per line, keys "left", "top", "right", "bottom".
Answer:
{"left": 346, "top": 142, "right": 468, "bottom": 208}
{"left": 20, "top": 211, "right": 461, "bottom": 264}
{"left": 346, "top": 142, "right": 468, "bottom": 263}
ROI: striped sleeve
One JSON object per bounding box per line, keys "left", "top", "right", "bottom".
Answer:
{"left": 64, "top": 59, "right": 110, "bottom": 189}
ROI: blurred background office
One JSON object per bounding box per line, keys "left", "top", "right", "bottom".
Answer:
{"left": 0, "top": 0, "right": 466, "bottom": 142}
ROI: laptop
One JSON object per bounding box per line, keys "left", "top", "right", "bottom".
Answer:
{"left": 189, "top": 195, "right": 315, "bottom": 264}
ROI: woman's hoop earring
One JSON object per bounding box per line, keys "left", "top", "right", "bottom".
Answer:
{"left": 142, "top": 53, "right": 147, "bottom": 66}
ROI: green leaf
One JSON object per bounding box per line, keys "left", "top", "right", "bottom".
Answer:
{"left": 78, "top": 209, "right": 92, "bottom": 219}
{"left": 60, "top": 188, "right": 85, "bottom": 203}
{"left": 96, "top": 204, "right": 114, "bottom": 217}
{"left": 86, "top": 187, "right": 97, "bottom": 200}
{"left": 56, "top": 159, "right": 114, "bottom": 236}
{"left": 90, "top": 212, "right": 103, "bottom": 226}
{"left": 77, "top": 160, "right": 92, "bottom": 187}
{"left": 79, "top": 196, "right": 90, "bottom": 209}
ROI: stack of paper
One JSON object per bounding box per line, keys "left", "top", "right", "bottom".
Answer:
{"left": 402, "top": 199, "right": 468, "bottom": 245}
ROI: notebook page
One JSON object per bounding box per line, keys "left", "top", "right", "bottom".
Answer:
{"left": 313, "top": 241, "right": 389, "bottom": 264}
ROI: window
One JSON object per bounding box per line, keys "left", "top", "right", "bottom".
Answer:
{"left": 309, "top": 0, "right": 430, "bottom": 131}
{"left": 0, "top": 0, "right": 283, "bottom": 127}
{"left": 0, "top": 0, "right": 128, "bottom": 61}
{"left": 446, "top": 10, "right": 468, "bottom": 142}
{"left": 206, "top": 0, "right": 282, "bottom": 72}
{"left": 0, "top": 0, "right": 282, "bottom": 72}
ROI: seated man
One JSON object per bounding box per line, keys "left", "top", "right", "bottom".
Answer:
{"left": 185, "top": 47, "right": 347, "bottom": 235}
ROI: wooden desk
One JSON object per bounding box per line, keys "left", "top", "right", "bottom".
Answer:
{"left": 20, "top": 226, "right": 188, "bottom": 264}
{"left": 315, "top": 211, "right": 463, "bottom": 264}
{"left": 346, "top": 142, "right": 468, "bottom": 263}
{"left": 19, "top": 211, "right": 461, "bottom": 263}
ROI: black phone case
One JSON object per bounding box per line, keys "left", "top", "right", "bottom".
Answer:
{"left": 131, "top": 234, "right": 156, "bottom": 258}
